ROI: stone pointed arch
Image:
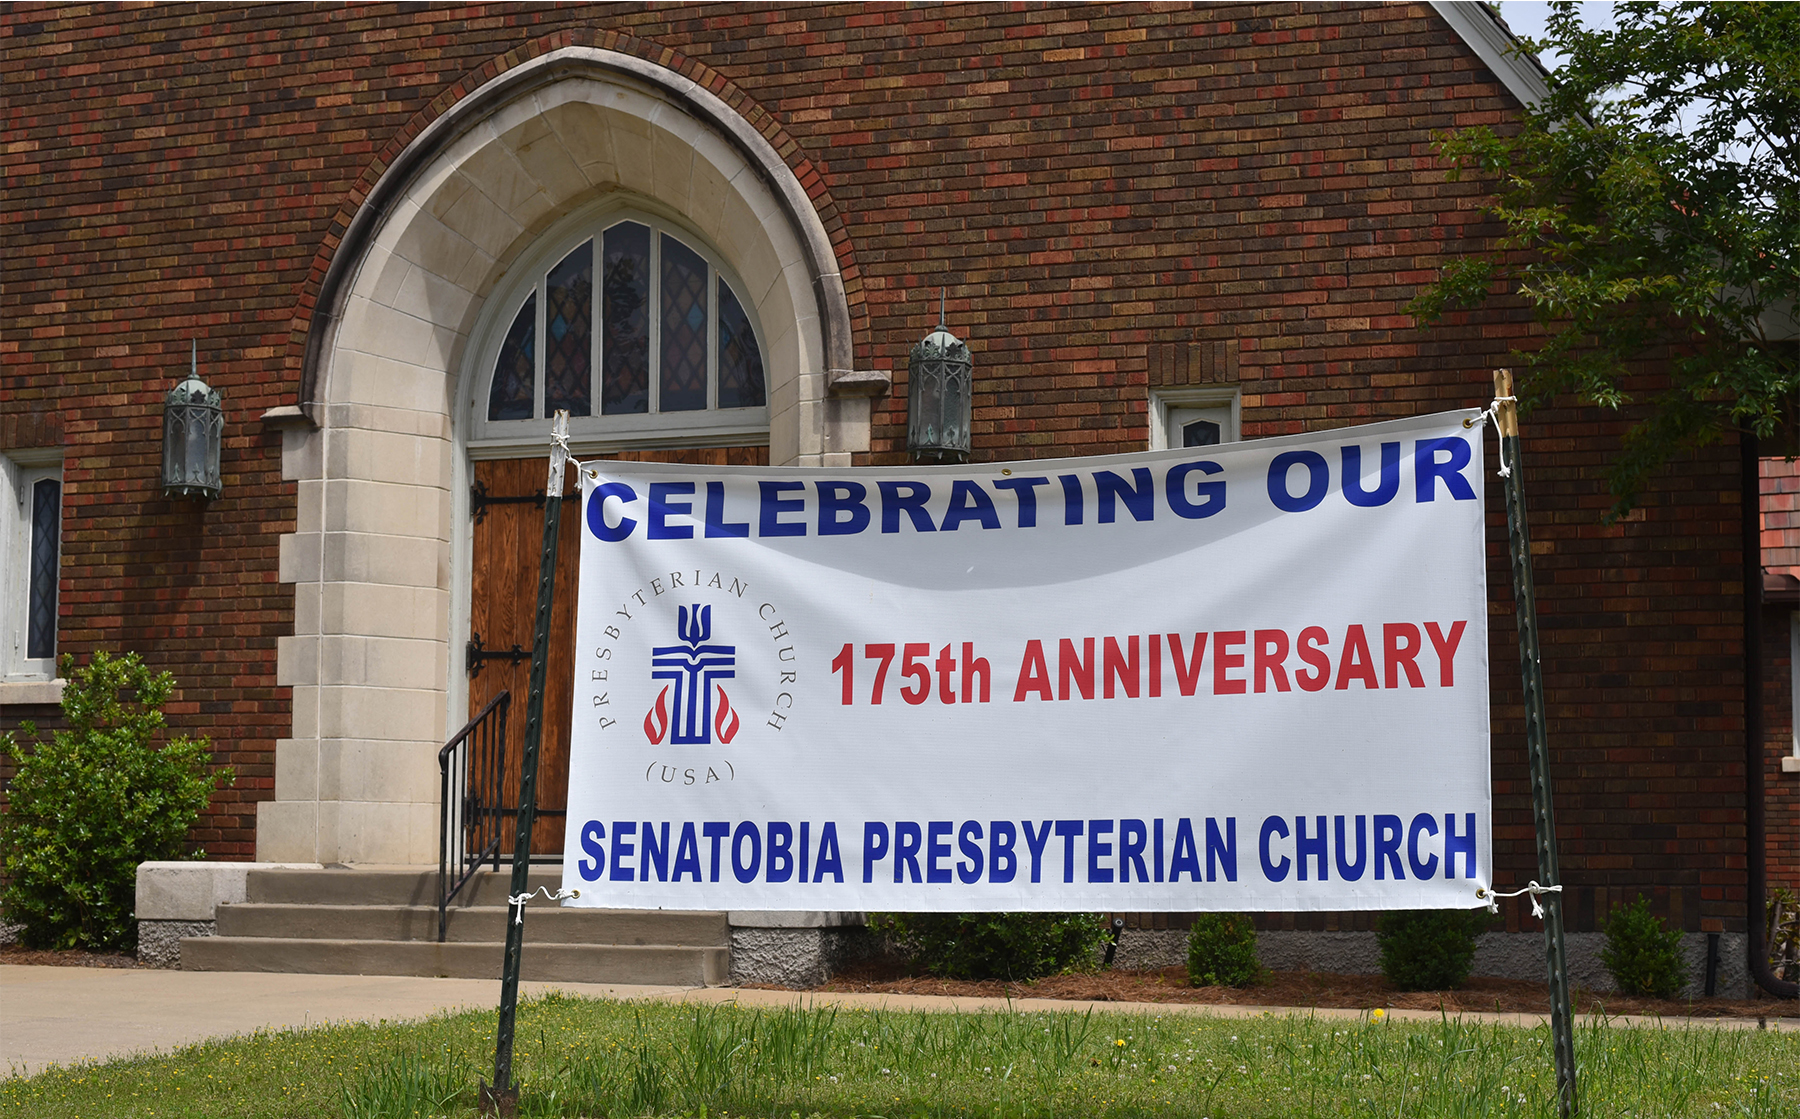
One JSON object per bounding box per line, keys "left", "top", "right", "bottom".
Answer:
{"left": 297, "top": 43, "right": 859, "bottom": 459}
{"left": 260, "top": 46, "right": 869, "bottom": 864}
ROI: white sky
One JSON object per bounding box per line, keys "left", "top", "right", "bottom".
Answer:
{"left": 1496, "top": 3, "right": 1728, "bottom": 140}
{"left": 1495, "top": 2, "right": 1618, "bottom": 72}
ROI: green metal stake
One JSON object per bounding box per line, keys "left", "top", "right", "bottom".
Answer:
{"left": 479, "top": 411, "right": 570, "bottom": 1119}
{"left": 1493, "top": 371, "right": 1578, "bottom": 1117}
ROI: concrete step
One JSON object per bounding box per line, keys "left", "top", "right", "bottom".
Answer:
{"left": 215, "top": 903, "right": 729, "bottom": 946}
{"left": 246, "top": 866, "right": 563, "bottom": 907}
{"left": 180, "top": 936, "right": 728, "bottom": 985}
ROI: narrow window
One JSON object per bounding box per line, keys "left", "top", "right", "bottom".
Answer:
{"left": 717, "top": 277, "right": 766, "bottom": 409}
{"left": 1182, "top": 418, "right": 1222, "bottom": 447}
{"left": 659, "top": 235, "right": 709, "bottom": 412}
{"left": 28, "top": 477, "right": 59, "bottom": 660}
{"left": 543, "top": 240, "right": 592, "bottom": 418}
{"left": 487, "top": 295, "right": 536, "bottom": 421}
{"left": 601, "top": 221, "right": 651, "bottom": 414}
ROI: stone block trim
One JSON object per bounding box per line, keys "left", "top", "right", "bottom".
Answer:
{"left": 132, "top": 861, "right": 321, "bottom": 969}
{"left": 257, "top": 43, "right": 856, "bottom": 862}
{"left": 136, "top": 861, "right": 323, "bottom": 921}
{"left": 289, "top": 29, "right": 865, "bottom": 417}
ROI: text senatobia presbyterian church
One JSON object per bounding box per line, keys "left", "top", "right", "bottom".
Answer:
{"left": 559, "top": 410, "right": 1493, "bottom": 913}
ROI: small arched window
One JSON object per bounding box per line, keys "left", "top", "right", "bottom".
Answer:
{"left": 472, "top": 211, "right": 767, "bottom": 449}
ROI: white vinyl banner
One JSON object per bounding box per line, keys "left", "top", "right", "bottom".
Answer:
{"left": 560, "top": 410, "right": 1491, "bottom": 912}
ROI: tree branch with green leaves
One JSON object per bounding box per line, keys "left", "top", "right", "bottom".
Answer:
{"left": 1411, "top": 1, "right": 1798, "bottom": 513}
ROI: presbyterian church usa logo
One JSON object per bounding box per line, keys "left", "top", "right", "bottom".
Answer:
{"left": 583, "top": 569, "right": 799, "bottom": 772}
{"left": 643, "top": 604, "right": 741, "bottom": 746}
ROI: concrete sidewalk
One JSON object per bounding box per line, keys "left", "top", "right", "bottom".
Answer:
{"left": 4, "top": 964, "right": 1794, "bottom": 1077}
{"left": 0, "top": 966, "right": 684, "bottom": 1076}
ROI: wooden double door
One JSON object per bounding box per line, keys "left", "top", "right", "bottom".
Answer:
{"left": 466, "top": 448, "right": 769, "bottom": 856}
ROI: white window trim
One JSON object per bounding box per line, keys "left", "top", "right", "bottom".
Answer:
{"left": 1, "top": 450, "right": 63, "bottom": 694}
{"left": 465, "top": 198, "right": 771, "bottom": 458}
{"left": 1148, "top": 386, "right": 1241, "bottom": 451}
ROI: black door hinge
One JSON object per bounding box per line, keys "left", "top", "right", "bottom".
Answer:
{"left": 470, "top": 478, "right": 546, "bottom": 524}
{"left": 466, "top": 632, "right": 530, "bottom": 679}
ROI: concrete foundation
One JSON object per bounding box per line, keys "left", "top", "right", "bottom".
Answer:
{"left": 729, "top": 926, "right": 871, "bottom": 987}
{"left": 726, "top": 911, "right": 869, "bottom": 987}
{"left": 1256, "top": 930, "right": 1384, "bottom": 975}
{"left": 137, "top": 920, "right": 216, "bottom": 968}
{"left": 1111, "top": 928, "right": 1190, "bottom": 971}
{"left": 126, "top": 864, "right": 1760, "bottom": 997}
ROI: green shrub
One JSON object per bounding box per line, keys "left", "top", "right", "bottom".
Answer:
{"left": 1769, "top": 887, "right": 1800, "bottom": 983}
{"left": 1602, "top": 895, "right": 1688, "bottom": 999}
{"left": 1377, "top": 909, "right": 1490, "bottom": 991}
{"left": 1185, "top": 912, "right": 1262, "bottom": 987}
{"left": 872, "top": 912, "right": 1110, "bottom": 980}
{"left": 0, "top": 652, "right": 232, "bottom": 952}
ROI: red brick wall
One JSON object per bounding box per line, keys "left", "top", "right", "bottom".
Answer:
{"left": 1763, "top": 459, "right": 1800, "bottom": 574}
{"left": 0, "top": 1, "right": 1762, "bottom": 932}
{"left": 1767, "top": 607, "right": 1798, "bottom": 893}
{"left": 1761, "top": 460, "right": 1799, "bottom": 898}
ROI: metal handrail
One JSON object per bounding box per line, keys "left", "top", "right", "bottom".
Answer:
{"left": 438, "top": 690, "right": 510, "bottom": 942}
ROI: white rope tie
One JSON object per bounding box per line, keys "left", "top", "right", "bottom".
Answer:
{"left": 1477, "top": 881, "right": 1562, "bottom": 918}
{"left": 1472, "top": 394, "right": 1517, "bottom": 431}
{"left": 507, "top": 885, "right": 580, "bottom": 924}
{"left": 543, "top": 425, "right": 603, "bottom": 487}
{"left": 555, "top": 444, "right": 603, "bottom": 488}
{"left": 1464, "top": 396, "right": 1519, "bottom": 476}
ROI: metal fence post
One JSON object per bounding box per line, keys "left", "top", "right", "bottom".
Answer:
{"left": 1493, "top": 371, "right": 1578, "bottom": 1117}
{"left": 479, "top": 412, "right": 570, "bottom": 1118}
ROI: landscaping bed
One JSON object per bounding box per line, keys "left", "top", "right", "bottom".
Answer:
{"left": 805, "top": 960, "right": 1795, "bottom": 1020}
{"left": 0, "top": 944, "right": 143, "bottom": 969}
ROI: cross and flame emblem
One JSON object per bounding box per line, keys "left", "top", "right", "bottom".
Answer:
{"left": 644, "top": 604, "right": 739, "bottom": 745}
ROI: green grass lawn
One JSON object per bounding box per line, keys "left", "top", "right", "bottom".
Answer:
{"left": 4, "top": 993, "right": 1793, "bottom": 1119}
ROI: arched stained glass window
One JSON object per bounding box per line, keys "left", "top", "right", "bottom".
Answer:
{"left": 544, "top": 242, "right": 592, "bottom": 417}
{"left": 601, "top": 221, "right": 651, "bottom": 415}
{"left": 717, "top": 279, "right": 765, "bottom": 410}
{"left": 480, "top": 214, "right": 766, "bottom": 436}
{"left": 660, "top": 237, "right": 710, "bottom": 413}
{"left": 488, "top": 295, "right": 535, "bottom": 422}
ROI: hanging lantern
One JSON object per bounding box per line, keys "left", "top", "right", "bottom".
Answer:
{"left": 162, "top": 340, "right": 223, "bottom": 499}
{"left": 906, "top": 294, "right": 972, "bottom": 464}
